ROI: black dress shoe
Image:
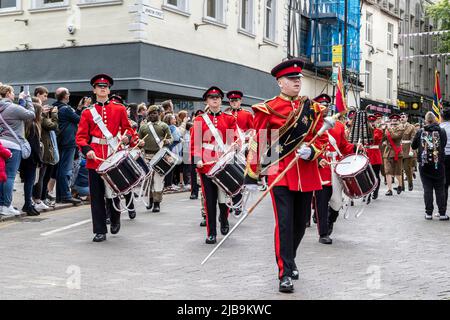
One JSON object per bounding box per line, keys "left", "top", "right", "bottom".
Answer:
{"left": 106, "top": 217, "right": 111, "bottom": 225}
{"left": 205, "top": 235, "right": 216, "bottom": 244}
{"left": 23, "top": 206, "right": 40, "bottom": 216}
{"left": 385, "top": 190, "right": 393, "bottom": 196}
{"left": 372, "top": 192, "right": 378, "bottom": 200}
{"left": 110, "top": 222, "right": 121, "bottom": 234}
{"left": 291, "top": 269, "right": 299, "bottom": 280}
{"left": 190, "top": 194, "right": 198, "bottom": 200}
{"left": 408, "top": 184, "right": 413, "bottom": 191}
{"left": 397, "top": 186, "right": 402, "bottom": 194}
{"left": 93, "top": 234, "right": 106, "bottom": 242}
{"left": 279, "top": 276, "right": 294, "bottom": 293}
{"left": 146, "top": 198, "right": 153, "bottom": 210}
{"left": 220, "top": 219, "right": 229, "bottom": 235}
{"left": 319, "top": 236, "right": 333, "bottom": 244}
{"left": 128, "top": 210, "right": 136, "bottom": 220}
{"left": 200, "top": 218, "right": 207, "bottom": 227}
{"left": 62, "top": 197, "right": 82, "bottom": 205}
{"left": 152, "top": 202, "right": 160, "bottom": 213}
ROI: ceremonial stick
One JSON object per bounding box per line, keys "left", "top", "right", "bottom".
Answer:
{"left": 201, "top": 115, "right": 338, "bottom": 265}
{"left": 130, "top": 134, "right": 148, "bottom": 152}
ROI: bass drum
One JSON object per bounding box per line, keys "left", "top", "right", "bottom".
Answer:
{"left": 334, "top": 153, "right": 378, "bottom": 199}
{"left": 97, "top": 150, "right": 144, "bottom": 196}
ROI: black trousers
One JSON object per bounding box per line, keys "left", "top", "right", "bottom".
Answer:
{"left": 420, "top": 171, "right": 446, "bottom": 215}
{"left": 372, "top": 164, "right": 381, "bottom": 196}
{"left": 445, "top": 156, "right": 450, "bottom": 204}
{"left": 271, "top": 186, "right": 312, "bottom": 279}
{"left": 313, "top": 186, "right": 332, "bottom": 237}
{"left": 190, "top": 157, "right": 199, "bottom": 197}
{"left": 88, "top": 169, "right": 121, "bottom": 234}
{"left": 199, "top": 173, "right": 228, "bottom": 237}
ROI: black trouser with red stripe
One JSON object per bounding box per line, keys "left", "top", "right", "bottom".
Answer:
{"left": 199, "top": 173, "right": 229, "bottom": 237}
{"left": 270, "top": 186, "right": 312, "bottom": 279}
{"left": 88, "top": 169, "right": 121, "bottom": 235}
{"left": 313, "top": 186, "right": 333, "bottom": 237}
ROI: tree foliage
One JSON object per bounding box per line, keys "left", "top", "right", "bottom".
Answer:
{"left": 426, "top": 0, "right": 450, "bottom": 53}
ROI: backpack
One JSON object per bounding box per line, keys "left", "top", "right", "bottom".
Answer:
{"left": 420, "top": 130, "right": 440, "bottom": 169}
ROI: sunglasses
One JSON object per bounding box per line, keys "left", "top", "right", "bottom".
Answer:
{"left": 95, "top": 84, "right": 109, "bottom": 88}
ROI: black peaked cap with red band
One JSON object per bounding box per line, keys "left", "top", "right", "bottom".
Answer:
{"left": 202, "top": 86, "right": 224, "bottom": 100}
{"left": 368, "top": 115, "right": 377, "bottom": 122}
{"left": 271, "top": 59, "right": 304, "bottom": 79}
{"left": 110, "top": 94, "right": 125, "bottom": 105}
{"left": 314, "top": 93, "right": 332, "bottom": 105}
{"left": 389, "top": 114, "right": 401, "bottom": 120}
{"left": 374, "top": 112, "right": 383, "bottom": 118}
{"left": 226, "top": 90, "right": 243, "bottom": 100}
{"left": 348, "top": 110, "right": 356, "bottom": 119}
{"left": 90, "top": 74, "right": 114, "bottom": 87}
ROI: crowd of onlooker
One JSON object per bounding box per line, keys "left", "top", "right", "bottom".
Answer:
{"left": 0, "top": 83, "right": 198, "bottom": 217}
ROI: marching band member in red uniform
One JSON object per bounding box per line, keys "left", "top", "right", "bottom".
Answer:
{"left": 366, "top": 114, "right": 383, "bottom": 200}
{"left": 76, "top": 74, "right": 139, "bottom": 242}
{"left": 192, "top": 86, "right": 237, "bottom": 244}
{"left": 313, "top": 94, "right": 356, "bottom": 244}
{"left": 244, "top": 59, "right": 328, "bottom": 293}
{"left": 225, "top": 90, "right": 254, "bottom": 216}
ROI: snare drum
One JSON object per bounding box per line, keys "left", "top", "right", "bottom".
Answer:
{"left": 130, "top": 149, "right": 151, "bottom": 178}
{"left": 97, "top": 150, "right": 144, "bottom": 195}
{"left": 334, "top": 154, "right": 378, "bottom": 198}
{"left": 207, "top": 150, "right": 246, "bottom": 196}
{"left": 149, "top": 147, "right": 179, "bottom": 177}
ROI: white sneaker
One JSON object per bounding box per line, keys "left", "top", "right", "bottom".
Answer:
{"left": 34, "top": 202, "right": 50, "bottom": 211}
{"left": 2, "top": 206, "right": 21, "bottom": 216}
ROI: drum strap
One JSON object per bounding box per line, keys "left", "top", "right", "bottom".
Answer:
{"left": 89, "top": 107, "right": 119, "bottom": 150}
{"left": 148, "top": 122, "right": 162, "bottom": 148}
{"left": 202, "top": 113, "right": 225, "bottom": 152}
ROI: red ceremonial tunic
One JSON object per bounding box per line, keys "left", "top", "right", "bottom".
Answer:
{"left": 228, "top": 108, "right": 254, "bottom": 132}
{"left": 318, "top": 121, "right": 355, "bottom": 186}
{"left": 76, "top": 100, "right": 138, "bottom": 170}
{"left": 191, "top": 110, "right": 237, "bottom": 174}
{"left": 246, "top": 94, "right": 327, "bottom": 192}
{"left": 365, "top": 127, "right": 383, "bottom": 165}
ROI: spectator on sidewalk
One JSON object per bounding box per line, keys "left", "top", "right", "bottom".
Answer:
{"left": 440, "top": 109, "right": 450, "bottom": 205}
{"left": 137, "top": 103, "right": 147, "bottom": 128}
{"left": 72, "top": 156, "right": 89, "bottom": 200}
{"left": 0, "top": 85, "right": 35, "bottom": 216}
{"left": 20, "top": 100, "right": 43, "bottom": 216}
{"left": 161, "top": 100, "right": 174, "bottom": 117}
{"left": 32, "top": 87, "right": 59, "bottom": 211}
{"left": 411, "top": 111, "right": 448, "bottom": 220}
{"left": 0, "top": 141, "right": 12, "bottom": 185}
{"left": 53, "top": 87, "right": 81, "bottom": 205}
{"left": 163, "top": 113, "right": 182, "bottom": 190}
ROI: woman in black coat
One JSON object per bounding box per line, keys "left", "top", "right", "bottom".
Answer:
{"left": 20, "top": 101, "right": 43, "bottom": 216}
{"left": 411, "top": 111, "right": 448, "bottom": 220}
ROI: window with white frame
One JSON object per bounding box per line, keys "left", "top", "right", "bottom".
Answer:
{"left": 366, "top": 12, "right": 373, "bottom": 43}
{"left": 31, "top": 0, "right": 68, "bottom": 9}
{"left": 264, "top": 0, "right": 276, "bottom": 41}
{"left": 387, "top": 68, "right": 393, "bottom": 99}
{"left": 387, "top": 23, "right": 393, "bottom": 52}
{"left": 78, "top": 0, "right": 122, "bottom": 5}
{"left": 240, "top": 0, "right": 254, "bottom": 34}
{"left": 164, "top": 0, "right": 188, "bottom": 12}
{"left": 365, "top": 61, "right": 372, "bottom": 95}
{"left": 205, "top": 0, "right": 224, "bottom": 23}
{"left": 0, "top": 0, "right": 20, "bottom": 11}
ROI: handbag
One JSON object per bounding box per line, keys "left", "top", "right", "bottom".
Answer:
{"left": 49, "top": 130, "right": 60, "bottom": 164}
{"left": 0, "top": 112, "right": 31, "bottom": 159}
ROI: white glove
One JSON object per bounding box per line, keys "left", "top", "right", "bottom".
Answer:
{"left": 296, "top": 145, "right": 312, "bottom": 160}
{"left": 244, "top": 184, "right": 259, "bottom": 193}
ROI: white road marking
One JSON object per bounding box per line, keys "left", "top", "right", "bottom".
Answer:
{"left": 40, "top": 219, "right": 91, "bottom": 236}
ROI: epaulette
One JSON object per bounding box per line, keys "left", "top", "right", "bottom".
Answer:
{"left": 112, "top": 101, "right": 124, "bottom": 106}
{"left": 223, "top": 110, "right": 233, "bottom": 116}
{"left": 251, "top": 103, "right": 270, "bottom": 114}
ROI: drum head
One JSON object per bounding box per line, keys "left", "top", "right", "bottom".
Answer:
{"left": 335, "top": 154, "right": 368, "bottom": 176}
{"left": 97, "top": 150, "right": 127, "bottom": 171}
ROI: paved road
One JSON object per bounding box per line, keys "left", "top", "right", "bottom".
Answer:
{"left": 1, "top": 178, "right": 450, "bottom": 300}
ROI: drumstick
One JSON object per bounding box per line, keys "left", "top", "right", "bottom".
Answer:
{"left": 130, "top": 134, "right": 149, "bottom": 152}
{"left": 354, "top": 138, "right": 362, "bottom": 161}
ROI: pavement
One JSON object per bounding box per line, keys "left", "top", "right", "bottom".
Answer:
{"left": 1, "top": 176, "right": 450, "bottom": 300}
